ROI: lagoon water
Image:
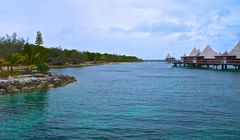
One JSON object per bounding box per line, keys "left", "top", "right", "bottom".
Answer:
{"left": 1, "top": 62, "right": 240, "bottom": 139}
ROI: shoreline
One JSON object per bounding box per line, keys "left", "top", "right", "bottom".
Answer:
{"left": 49, "top": 61, "right": 141, "bottom": 68}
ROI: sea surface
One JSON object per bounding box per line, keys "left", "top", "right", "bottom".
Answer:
{"left": 1, "top": 62, "right": 240, "bottom": 139}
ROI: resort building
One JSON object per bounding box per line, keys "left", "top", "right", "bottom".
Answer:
{"left": 214, "top": 51, "right": 236, "bottom": 65}
{"left": 200, "top": 45, "right": 217, "bottom": 59}
{"left": 229, "top": 42, "right": 240, "bottom": 59}
{"left": 174, "top": 42, "right": 240, "bottom": 70}
{"left": 181, "top": 47, "right": 203, "bottom": 64}
{"left": 165, "top": 54, "right": 175, "bottom": 63}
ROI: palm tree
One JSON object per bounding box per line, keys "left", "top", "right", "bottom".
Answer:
{"left": 22, "top": 43, "right": 49, "bottom": 73}
{"left": 6, "top": 53, "right": 23, "bottom": 72}
{"left": 0, "top": 57, "right": 7, "bottom": 72}
{"left": 22, "top": 44, "right": 41, "bottom": 71}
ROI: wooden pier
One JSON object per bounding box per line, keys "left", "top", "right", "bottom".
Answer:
{"left": 173, "top": 60, "right": 240, "bottom": 70}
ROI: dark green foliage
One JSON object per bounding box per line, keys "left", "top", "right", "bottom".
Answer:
{"left": 23, "top": 43, "right": 40, "bottom": 67}
{"left": 47, "top": 47, "right": 66, "bottom": 65}
{"left": 36, "top": 61, "right": 49, "bottom": 73}
{"left": 6, "top": 53, "right": 22, "bottom": 72}
{"left": 47, "top": 49, "right": 142, "bottom": 65}
{"left": 0, "top": 32, "right": 142, "bottom": 73}
{"left": 35, "top": 31, "right": 43, "bottom": 47}
{"left": 22, "top": 43, "right": 49, "bottom": 72}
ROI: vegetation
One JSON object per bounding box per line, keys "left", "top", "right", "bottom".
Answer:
{"left": 35, "top": 31, "right": 43, "bottom": 47}
{"left": 47, "top": 47, "right": 141, "bottom": 65}
{"left": 0, "top": 32, "right": 142, "bottom": 76}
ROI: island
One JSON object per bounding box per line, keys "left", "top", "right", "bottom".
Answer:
{"left": 0, "top": 32, "right": 142, "bottom": 93}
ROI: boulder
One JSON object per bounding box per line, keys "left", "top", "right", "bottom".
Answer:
{"left": 48, "top": 84, "right": 55, "bottom": 88}
{"left": 0, "top": 89, "right": 6, "bottom": 93}
{"left": 21, "top": 87, "right": 31, "bottom": 91}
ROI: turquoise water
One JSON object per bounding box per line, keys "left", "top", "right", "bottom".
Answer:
{"left": 1, "top": 62, "right": 240, "bottom": 139}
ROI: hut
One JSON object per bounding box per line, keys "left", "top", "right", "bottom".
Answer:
{"left": 215, "top": 51, "right": 236, "bottom": 64}
{"left": 165, "top": 54, "right": 175, "bottom": 63}
{"left": 228, "top": 42, "right": 240, "bottom": 64}
{"left": 199, "top": 45, "right": 218, "bottom": 64}
{"left": 181, "top": 48, "right": 203, "bottom": 64}
{"left": 230, "top": 42, "right": 240, "bottom": 59}
{"left": 200, "top": 45, "right": 217, "bottom": 59}
{"left": 190, "top": 48, "right": 201, "bottom": 56}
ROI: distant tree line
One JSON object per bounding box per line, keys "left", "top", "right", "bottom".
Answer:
{"left": 47, "top": 47, "right": 142, "bottom": 65}
{"left": 0, "top": 32, "right": 142, "bottom": 74}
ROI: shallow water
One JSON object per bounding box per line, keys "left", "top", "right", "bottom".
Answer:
{"left": 1, "top": 62, "right": 240, "bottom": 139}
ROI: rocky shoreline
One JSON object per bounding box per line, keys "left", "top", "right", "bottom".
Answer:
{"left": 0, "top": 73, "right": 77, "bottom": 93}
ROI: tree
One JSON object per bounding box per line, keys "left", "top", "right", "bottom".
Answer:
{"left": 22, "top": 43, "right": 49, "bottom": 73}
{"left": 35, "top": 31, "right": 43, "bottom": 47}
{"left": 22, "top": 44, "right": 41, "bottom": 71}
{"left": 11, "top": 33, "right": 17, "bottom": 43}
{"left": 0, "top": 57, "right": 7, "bottom": 72}
{"left": 48, "top": 47, "right": 66, "bottom": 65}
{"left": 36, "top": 59, "right": 49, "bottom": 73}
{"left": 0, "top": 33, "right": 26, "bottom": 59}
{"left": 6, "top": 54, "right": 23, "bottom": 72}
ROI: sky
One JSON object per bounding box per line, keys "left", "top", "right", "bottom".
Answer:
{"left": 0, "top": 0, "right": 240, "bottom": 59}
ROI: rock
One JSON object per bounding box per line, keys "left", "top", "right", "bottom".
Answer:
{"left": 0, "top": 89, "right": 6, "bottom": 93}
{"left": 7, "top": 85, "right": 16, "bottom": 91}
{"left": 53, "top": 78, "right": 60, "bottom": 82}
{"left": 29, "top": 86, "right": 36, "bottom": 90}
{"left": 11, "top": 88, "right": 20, "bottom": 92}
{"left": 0, "top": 82, "right": 7, "bottom": 89}
{"left": 48, "top": 84, "right": 55, "bottom": 88}
{"left": 36, "top": 84, "right": 43, "bottom": 89}
{"left": 21, "top": 87, "right": 31, "bottom": 91}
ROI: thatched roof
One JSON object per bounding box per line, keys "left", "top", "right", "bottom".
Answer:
{"left": 189, "top": 48, "right": 200, "bottom": 56}
{"left": 200, "top": 45, "right": 217, "bottom": 59}
{"left": 165, "top": 53, "right": 172, "bottom": 59}
{"left": 222, "top": 51, "right": 229, "bottom": 56}
{"left": 230, "top": 42, "right": 240, "bottom": 58}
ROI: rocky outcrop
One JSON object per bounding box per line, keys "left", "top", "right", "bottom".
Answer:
{"left": 0, "top": 73, "right": 77, "bottom": 93}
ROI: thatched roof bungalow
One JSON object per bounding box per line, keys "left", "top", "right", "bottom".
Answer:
{"left": 181, "top": 48, "right": 203, "bottom": 63}
{"left": 229, "top": 42, "right": 240, "bottom": 59}
{"left": 214, "top": 51, "right": 236, "bottom": 64}
{"left": 200, "top": 45, "right": 217, "bottom": 59}
{"left": 165, "top": 53, "right": 175, "bottom": 63}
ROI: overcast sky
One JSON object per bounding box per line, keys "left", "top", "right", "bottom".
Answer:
{"left": 1, "top": 0, "right": 240, "bottom": 59}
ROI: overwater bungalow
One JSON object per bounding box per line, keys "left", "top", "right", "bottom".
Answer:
{"left": 215, "top": 51, "right": 236, "bottom": 64}
{"left": 181, "top": 47, "right": 203, "bottom": 64}
{"left": 199, "top": 45, "right": 218, "bottom": 64}
{"left": 174, "top": 42, "right": 240, "bottom": 70}
{"left": 229, "top": 42, "right": 240, "bottom": 60}
{"left": 165, "top": 54, "right": 175, "bottom": 63}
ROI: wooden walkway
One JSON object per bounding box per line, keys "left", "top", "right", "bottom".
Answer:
{"left": 173, "top": 60, "right": 240, "bottom": 70}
